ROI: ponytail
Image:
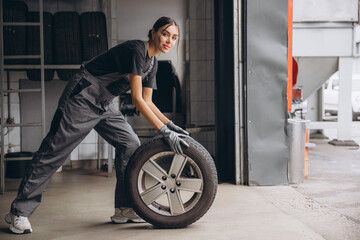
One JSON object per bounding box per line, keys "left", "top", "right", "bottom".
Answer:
{"left": 148, "top": 29, "right": 153, "bottom": 41}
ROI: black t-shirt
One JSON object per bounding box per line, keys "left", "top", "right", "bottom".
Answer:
{"left": 84, "top": 40, "right": 158, "bottom": 96}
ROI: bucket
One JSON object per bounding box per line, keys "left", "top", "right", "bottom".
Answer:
{"left": 5, "top": 152, "right": 33, "bottom": 178}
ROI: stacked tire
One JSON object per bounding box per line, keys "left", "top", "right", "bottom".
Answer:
{"left": 80, "top": 12, "right": 108, "bottom": 61}
{"left": 53, "top": 12, "right": 82, "bottom": 81}
{"left": 26, "top": 12, "right": 54, "bottom": 81}
{"left": 3, "top": 1, "right": 28, "bottom": 66}
{"left": 153, "top": 60, "right": 182, "bottom": 113}
{"left": 5, "top": 152, "right": 33, "bottom": 178}
{"left": 3, "top": 1, "right": 109, "bottom": 81}
{"left": 53, "top": 11, "right": 108, "bottom": 80}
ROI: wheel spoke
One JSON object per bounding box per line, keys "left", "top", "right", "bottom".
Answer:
{"left": 141, "top": 183, "right": 167, "bottom": 205}
{"left": 138, "top": 152, "right": 205, "bottom": 217}
{"left": 177, "top": 178, "right": 203, "bottom": 193}
{"left": 167, "top": 190, "right": 185, "bottom": 215}
{"left": 169, "top": 154, "right": 187, "bottom": 178}
{"left": 142, "top": 159, "right": 168, "bottom": 183}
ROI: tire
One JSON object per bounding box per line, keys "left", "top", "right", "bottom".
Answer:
{"left": 153, "top": 60, "right": 182, "bottom": 113}
{"left": 3, "top": 1, "right": 28, "bottom": 66}
{"left": 80, "top": 12, "right": 108, "bottom": 61}
{"left": 126, "top": 136, "right": 218, "bottom": 228}
{"left": 53, "top": 12, "right": 82, "bottom": 80}
{"left": 26, "top": 12, "right": 54, "bottom": 81}
{"left": 5, "top": 151, "right": 33, "bottom": 178}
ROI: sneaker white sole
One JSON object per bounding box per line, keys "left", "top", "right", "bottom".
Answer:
{"left": 10, "top": 225, "right": 32, "bottom": 234}
{"left": 5, "top": 213, "right": 32, "bottom": 234}
{"left": 110, "top": 216, "right": 145, "bottom": 224}
{"left": 128, "top": 218, "right": 146, "bottom": 223}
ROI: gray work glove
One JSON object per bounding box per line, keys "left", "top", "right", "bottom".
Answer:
{"left": 160, "top": 125, "right": 189, "bottom": 154}
{"left": 166, "top": 121, "right": 189, "bottom": 135}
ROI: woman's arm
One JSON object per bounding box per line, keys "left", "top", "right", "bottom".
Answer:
{"left": 130, "top": 74, "right": 164, "bottom": 130}
{"left": 131, "top": 74, "right": 189, "bottom": 153}
{"left": 142, "top": 86, "right": 170, "bottom": 125}
{"left": 142, "top": 85, "right": 189, "bottom": 135}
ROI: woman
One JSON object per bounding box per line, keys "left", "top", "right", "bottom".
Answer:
{"left": 5, "top": 16, "right": 189, "bottom": 234}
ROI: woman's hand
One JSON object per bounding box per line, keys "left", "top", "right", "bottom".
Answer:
{"left": 160, "top": 125, "right": 189, "bottom": 154}
{"left": 166, "top": 121, "right": 189, "bottom": 135}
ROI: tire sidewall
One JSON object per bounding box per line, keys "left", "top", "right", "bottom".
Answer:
{"left": 126, "top": 136, "right": 217, "bottom": 228}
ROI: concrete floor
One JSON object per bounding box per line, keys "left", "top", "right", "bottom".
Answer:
{"left": 0, "top": 129, "right": 359, "bottom": 239}
{"left": 0, "top": 170, "right": 325, "bottom": 240}
{"left": 255, "top": 139, "right": 360, "bottom": 240}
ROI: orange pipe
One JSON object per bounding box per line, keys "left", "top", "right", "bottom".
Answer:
{"left": 304, "top": 128, "right": 309, "bottom": 179}
{"left": 287, "top": 0, "right": 293, "bottom": 112}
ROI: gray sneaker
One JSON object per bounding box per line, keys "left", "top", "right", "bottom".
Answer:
{"left": 5, "top": 212, "right": 32, "bottom": 234}
{"left": 110, "top": 208, "right": 145, "bottom": 223}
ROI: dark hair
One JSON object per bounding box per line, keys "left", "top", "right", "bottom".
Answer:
{"left": 148, "top": 16, "right": 180, "bottom": 41}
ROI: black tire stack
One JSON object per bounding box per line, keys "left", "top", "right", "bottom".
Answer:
{"left": 3, "top": 1, "right": 28, "bottom": 66}
{"left": 80, "top": 12, "right": 108, "bottom": 61}
{"left": 153, "top": 60, "right": 182, "bottom": 112}
{"left": 53, "top": 11, "right": 108, "bottom": 80}
{"left": 5, "top": 152, "right": 33, "bottom": 178}
{"left": 3, "top": 1, "right": 109, "bottom": 81}
{"left": 53, "top": 12, "right": 82, "bottom": 81}
{"left": 26, "top": 12, "right": 54, "bottom": 81}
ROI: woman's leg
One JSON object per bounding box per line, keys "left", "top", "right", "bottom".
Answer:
{"left": 11, "top": 74, "right": 100, "bottom": 217}
{"left": 94, "top": 111, "right": 140, "bottom": 208}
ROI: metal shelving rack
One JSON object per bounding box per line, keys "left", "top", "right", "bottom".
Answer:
{"left": 0, "top": 0, "right": 81, "bottom": 193}
{"left": 0, "top": 0, "right": 45, "bottom": 194}
{"left": 0, "top": 0, "right": 115, "bottom": 192}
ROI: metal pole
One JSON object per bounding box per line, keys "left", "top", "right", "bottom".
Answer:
{"left": 337, "top": 57, "right": 353, "bottom": 140}
{"left": 241, "top": 0, "right": 248, "bottom": 185}
{"left": 233, "top": 0, "right": 241, "bottom": 185}
{"left": 238, "top": 0, "right": 245, "bottom": 185}
{"left": 233, "top": 0, "right": 245, "bottom": 185}
{"left": 6, "top": 71, "right": 11, "bottom": 121}
{"left": 39, "top": 0, "right": 46, "bottom": 138}
{"left": 0, "top": 0, "right": 6, "bottom": 193}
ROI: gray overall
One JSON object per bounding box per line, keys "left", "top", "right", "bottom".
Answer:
{"left": 10, "top": 65, "right": 152, "bottom": 217}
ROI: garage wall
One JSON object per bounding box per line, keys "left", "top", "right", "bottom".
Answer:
{"left": 246, "top": 0, "right": 289, "bottom": 185}
{"left": 115, "top": 0, "right": 187, "bottom": 87}
{"left": 188, "top": 0, "right": 215, "bottom": 157}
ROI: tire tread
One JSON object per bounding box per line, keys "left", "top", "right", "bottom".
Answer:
{"left": 53, "top": 12, "right": 81, "bottom": 80}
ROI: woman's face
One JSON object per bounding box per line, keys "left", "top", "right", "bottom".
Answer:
{"left": 153, "top": 24, "right": 179, "bottom": 54}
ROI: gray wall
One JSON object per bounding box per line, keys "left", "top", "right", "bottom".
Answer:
{"left": 188, "top": 0, "right": 215, "bottom": 157}
{"left": 114, "top": 0, "right": 187, "bottom": 86}
{"left": 246, "top": 0, "right": 289, "bottom": 185}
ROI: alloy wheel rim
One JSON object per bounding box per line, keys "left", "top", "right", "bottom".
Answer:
{"left": 137, "top": 152, "right": 203, "bottom": 216}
